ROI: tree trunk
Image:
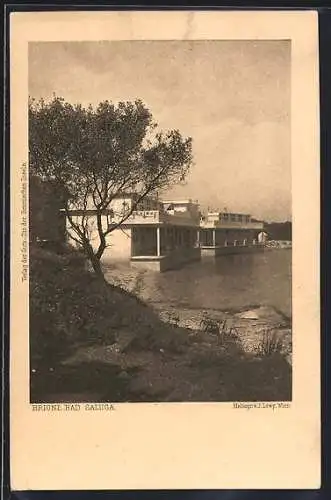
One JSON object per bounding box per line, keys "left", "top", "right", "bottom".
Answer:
{"left": 82, "top": 239, "right": 106, "bottom": 281}
{"left": 89, "top": 254, "right": 105, "bottom": 281}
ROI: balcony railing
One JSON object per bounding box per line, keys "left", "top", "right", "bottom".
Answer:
{"left": 111, "top": 210, "right": 262, "bottom": 229}
{"left": 129, "top": 210, "right": 161, "bottom": 222}
{"left": 113, "top": 210, "right": 200, "bottom": 226}
{"left": 201, "top": 220, "right": 264, "bottom": 230}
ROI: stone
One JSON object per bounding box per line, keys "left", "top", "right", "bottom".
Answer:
{"left": 235, "top": 306, "right": 288, "bottom": 324}
{"left": 237, "top": 310, "right": 259, "bottom": 320}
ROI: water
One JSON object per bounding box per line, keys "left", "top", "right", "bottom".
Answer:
{"left": 107, "top": 249, "right": 292, "bottom": 318}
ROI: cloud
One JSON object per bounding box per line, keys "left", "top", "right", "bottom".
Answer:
{"left": 168, "top": 120, "right": 291, "bottom": 221}
{"left": 29, "top": 40, "right": 291, "bottom": 221}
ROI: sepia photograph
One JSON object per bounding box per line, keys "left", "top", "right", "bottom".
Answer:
{"left": 28, "top": 39, "right": 292, "bottom": 404}
{"left": 10, "top": 10, "right": 320, "bottom": 490}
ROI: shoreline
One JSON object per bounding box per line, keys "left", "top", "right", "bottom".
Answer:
{"left": 155, "top": 302, "right": 292, "bottom": 363}
{"left": 30, "top": 246, "right": 292, "bottom": 403}
{"left": 104, "top": 265, "right": 292, "bottom": 365}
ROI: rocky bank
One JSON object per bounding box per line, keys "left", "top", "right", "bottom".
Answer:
{"left": 104, "top": 264, "right": 292, "bottom": 364}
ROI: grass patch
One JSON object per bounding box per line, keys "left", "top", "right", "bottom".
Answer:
{"left": 30, "top": 245, "right": 292, "bottom": 403}
{"left": 254, "top": 329, "right": 284, "bottom": 357}
{"left": 30, "top": 244, "right": 189, "bottom": 372}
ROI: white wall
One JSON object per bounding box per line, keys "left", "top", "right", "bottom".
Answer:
{"left": 66, "top": 214, "right": 107, "bottom": 251}
{"left": 66, "top": 215, "right": 131, "bottom": 261}
{"left": 103, "top": 228, "right": 132, "bottom": 262}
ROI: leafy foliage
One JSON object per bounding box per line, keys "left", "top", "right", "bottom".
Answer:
{"left": 264, "top": 221, "right": 292, "bottom": 241}
{"left": 29, "top": 96, "right": 193, "bottom": 276}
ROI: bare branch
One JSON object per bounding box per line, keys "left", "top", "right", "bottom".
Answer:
{"left": 29, "top": 96, "right": 193, "bottom": 276}
{"left": 103, "top": 163, "right": 169, "bottom": 236}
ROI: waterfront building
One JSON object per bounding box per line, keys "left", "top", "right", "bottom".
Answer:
{"left": 64, "top": 194, "right": 201, "bottom": 272}
{"left": 199, "top": 210, "right": 265, "bottom": 257}
{"left": 64, "top": 195, "right": 266, "bottom": 271}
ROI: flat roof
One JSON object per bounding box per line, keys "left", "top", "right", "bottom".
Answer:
{"left": 162, "top": 199, "right": 198, "bottom": 205}
{"left": 208, "top": 212, "right": 251, "bottom": 217}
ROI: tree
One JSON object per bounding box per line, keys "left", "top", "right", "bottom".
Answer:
{"left": 264, "top": 221, "right": 292, "bottom": 241}
{"left": 29, "top": 96, "right": 193, "bottom": 278}
{"left": 29, "top": 174, "right": 66, "bottom": 245}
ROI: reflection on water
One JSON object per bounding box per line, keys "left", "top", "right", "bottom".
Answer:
{"left": 138, "top": 250, "right": 292, "bottom": 318}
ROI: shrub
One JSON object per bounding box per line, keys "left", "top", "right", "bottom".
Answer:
{"left": 199, "top": 313, "right": 239, "bottom": 346}
{"left": 255, "top": 329, "right": 284, "bottom": 357}
{"left": 29, "top": 245, "right": 116, "bottom": 369}
{"left": 199, "top": 313, "right": 220, "bottom": 335}
{"left": 218, "top": 320, "right": 240, "bottom": 345}
{"left": 29, "top": 245, "right": 191, "bottom": 369}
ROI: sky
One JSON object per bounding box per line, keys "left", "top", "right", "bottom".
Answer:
{"left": 29, "top": 40, "right": 291, "bottom": 222}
